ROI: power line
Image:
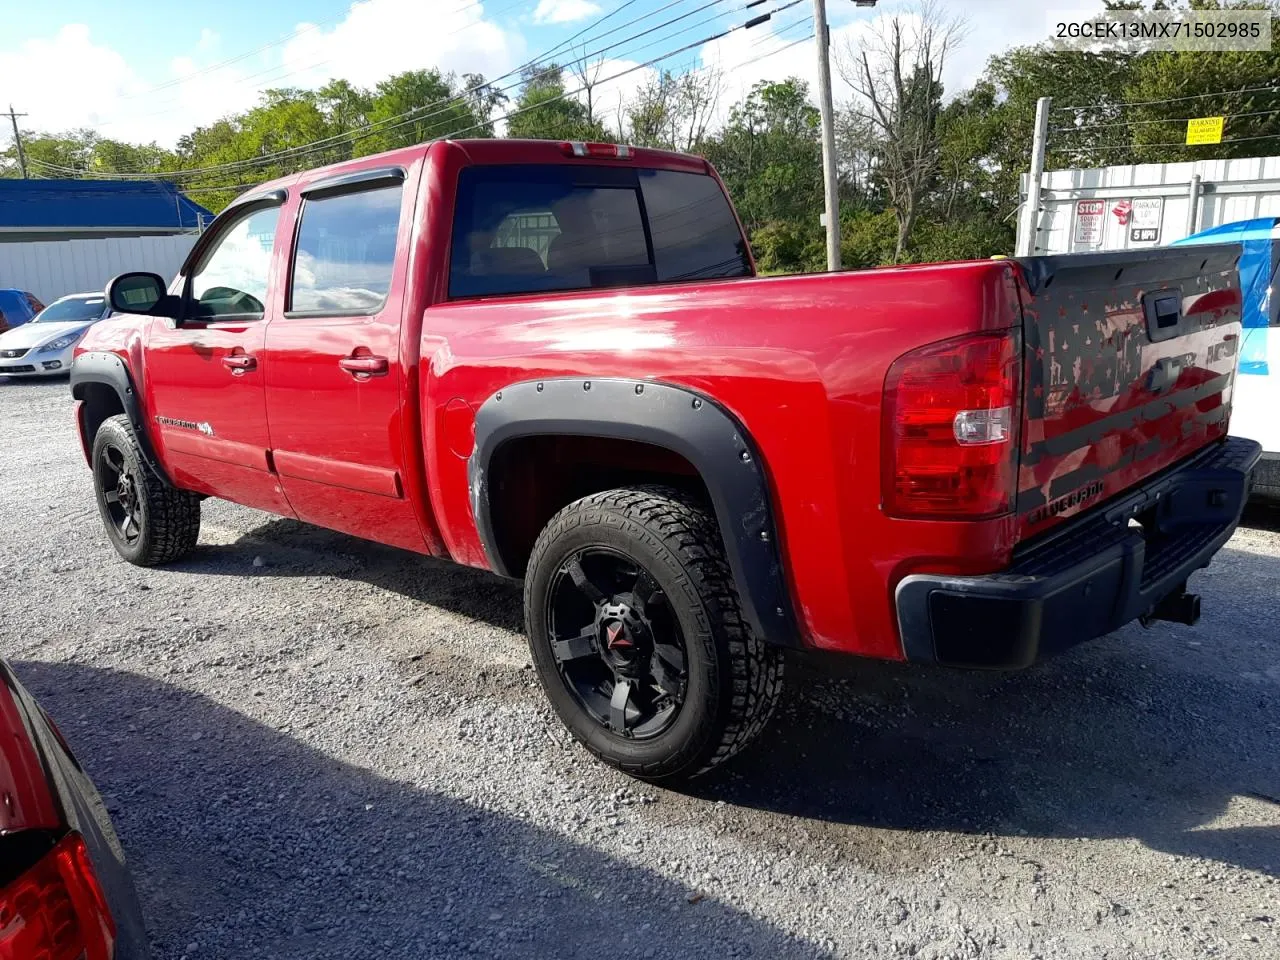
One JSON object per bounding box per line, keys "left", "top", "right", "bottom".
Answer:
{"left": 1053, "top": 81, "right": 1280, "bottom": 114}
{"left": 1052, "top": 106, "right": 1280, "bottom": 133}
{"left": 1069, "top": 131, "right": 1280, "bottom": 152}
{"left": 56, "top": 0, "right": 716, "bottom": 180}
{"left": 429, "top": 13, "right": 810, "bottom": 143}
{"left": 51, "top": 0, "right": 751, "bottom": 182}
{"left": 122, "top": 26, "right": 816, "bottom": 199}
{"left": 97, "top": 0, "right": 562, "bottom": 126}
{"left": 39, "top": 2, "right": 807, "bottom": 187}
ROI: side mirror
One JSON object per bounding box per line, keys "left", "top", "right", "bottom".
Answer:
{"left": 106, "top": 272, "right": 180, "bottom": 320}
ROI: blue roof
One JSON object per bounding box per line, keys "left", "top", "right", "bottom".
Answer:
{"left": 0, "top": 179, "right": 214, "bottom": 230}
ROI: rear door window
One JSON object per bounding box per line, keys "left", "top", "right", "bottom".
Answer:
{"left": 449, "top": 165, "right": 750, "bottom": 299}
{"left": 289, "top": 183, "right": 403, "bottom": 315}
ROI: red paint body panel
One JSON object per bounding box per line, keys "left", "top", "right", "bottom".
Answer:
{"left": 262, "top": 156, "right": 429, "bottom": 553}
{"left": 73, "top": 139, "right": 1241, "bottom": 661}
{"left": 0, "top": 672, "right": 60, "bottom": 835}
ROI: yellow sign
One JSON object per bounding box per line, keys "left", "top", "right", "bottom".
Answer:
{"left": 1186, "top": 116, "right": 1225, "bottom": 145}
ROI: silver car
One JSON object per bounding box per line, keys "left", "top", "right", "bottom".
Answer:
{"left": 0, "top": 293, "right": 111, "bottom": 377}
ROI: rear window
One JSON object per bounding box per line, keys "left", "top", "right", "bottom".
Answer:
{"left": 449, "top": 165, "right": 751, "bottom": 299}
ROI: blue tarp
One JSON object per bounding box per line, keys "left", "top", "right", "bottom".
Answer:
{"left": 0, "top": 179, "right": 213, "bottom": 231}
{"left": 1173, "top": 217, "right": 1275, "bottom": 376}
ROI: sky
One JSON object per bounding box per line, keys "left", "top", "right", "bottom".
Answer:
{"left": 0, "top": 0, "right": 1105, "bottom": 149}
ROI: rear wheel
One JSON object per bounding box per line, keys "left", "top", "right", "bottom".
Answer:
{"left": 91, "top": 414, "right": 201, "bottom": 566}
{"left": 524, "top": 486, "right": 783, "bottom": 781}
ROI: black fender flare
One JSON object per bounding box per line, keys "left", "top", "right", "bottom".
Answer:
{"left": 70, "top": 351, "right": 170, "bottom": 484}
{"left": 469, "top": 377, "right": 800, "bottom": 648}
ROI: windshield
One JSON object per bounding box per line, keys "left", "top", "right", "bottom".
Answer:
{"left": 31, "top": 296, "right": 107, "bottom": 323}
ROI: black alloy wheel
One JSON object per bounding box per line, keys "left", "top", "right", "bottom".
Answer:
{"left": 90, "top": 414, "right": 201, "bottom": 566}
{"left": 524, "top": 486, "right": 783, "bottom": 781}
{"left": 547, "top": 547, "right": 689, "bottom": 740}
{"left": 96, "top": 440, "right": 144, "bottom": 547}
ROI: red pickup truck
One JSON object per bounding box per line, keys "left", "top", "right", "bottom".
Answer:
{"left": 72, "top": 138, "right": 1260, "bottom": 781}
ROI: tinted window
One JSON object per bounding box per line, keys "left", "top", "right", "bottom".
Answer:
{"left": 449, "top": 165, "right": 749, "bottom": 299}
{"left": 639, "top": 170, "right": 751, "bottom": 282}
{"left": 290, "top": 185, "right": 403, "bottom": 314}
{"left": 190, "top": 205, "right": 281, "bottom": 319}
{"left": 32, "top": 296, "right": 107, "bottom": 323}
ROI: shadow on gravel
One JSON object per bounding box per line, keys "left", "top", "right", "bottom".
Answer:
{"left": 168, "top": 514, "right": 1279, "bottom": 880}
{"left": 15, "top": 660, "right": 830, "bottom": 960}
{"left": 173, "top": 516, "right": 524, "bottom": 632}
{"left": 688, "top": 546, "right": 1280, "bottom": 878}
{"left": 1242, "top": 501, "right": 1280, "bottom": 533}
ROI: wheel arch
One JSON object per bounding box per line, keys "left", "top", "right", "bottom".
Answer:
{"left": 469, "top": 377, "right": 800, "bottom": 648}
{"left": 70, "top": 351, "right": 170, "bottom": 484}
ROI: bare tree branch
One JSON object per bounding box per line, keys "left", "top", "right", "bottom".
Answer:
{"left": 837, "top": 0, "right": 966, "bottom": 260}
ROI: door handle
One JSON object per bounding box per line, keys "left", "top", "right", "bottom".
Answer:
{"left": 338, "top": 355, "right": 389, "bottom": 377}
{"left": 221, "top": 354, "right": 257, "bottom": 374}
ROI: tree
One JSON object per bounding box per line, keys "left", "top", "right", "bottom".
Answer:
{"left": 703, "top": 79, "right": 823, "bottom": 234}
{"left": 838, "top": 1, "right": 964, "bottom": 261}
{"left": 362, "top": 69, "right": 489, "bottom": 153}
{"left": 507, "top": 64, "right": 610, "bottom": 141}
{"left": 626, "top": 68, "right": 722, "bottom": 152}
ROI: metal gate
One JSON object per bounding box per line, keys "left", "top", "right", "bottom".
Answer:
{"left": 1018, "top": 154, "right": 1280, "bottom": 256}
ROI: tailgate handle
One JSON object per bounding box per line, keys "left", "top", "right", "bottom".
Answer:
{"left": 1143, "top": 290, "right": 1185, "bottom": 343}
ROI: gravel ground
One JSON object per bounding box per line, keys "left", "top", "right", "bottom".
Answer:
{"left": 2, "top": 375, "right": 1278, "bottom": 960}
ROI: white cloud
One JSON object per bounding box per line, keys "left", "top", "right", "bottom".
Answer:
{"left": 2, "top": 0, "right": 524, "bottom": 150}
{"left": 533, "top": 0, "right": 603, "bottom": 26}
{"left": 280, "top": 0, "right": 520, "bottom": 92}
{"left": 0, "top": 25, "right": 146, "bottom": 143}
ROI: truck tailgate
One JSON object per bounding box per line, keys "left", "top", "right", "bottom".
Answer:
{"left": 1016, "top": 245, "right": 1242, "bottom": 540}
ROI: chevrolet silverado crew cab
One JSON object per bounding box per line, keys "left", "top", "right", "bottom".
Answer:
{"left": 71, "top": 139, "right": 1260, "bottom": 781}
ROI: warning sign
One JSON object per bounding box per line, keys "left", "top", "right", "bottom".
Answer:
{"left": 1186, "top": 116, "right": 1224, "bottom": 145}
{"left": 1074, "top": 199, "right": 1105, "bottom": 246}
{"left": 1129, "top": 197, "right": 1163, "bottom": 243}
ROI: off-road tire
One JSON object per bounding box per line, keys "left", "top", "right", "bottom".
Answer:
{"left": 525, "top": 485, "right": 783, "bottom": 781}
{"left": 91, "top": 414, "right": 201, "bottom": 566}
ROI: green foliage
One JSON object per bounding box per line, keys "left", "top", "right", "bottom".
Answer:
{"left": 840, "top": 209, "right": 900, "bottom": 269}
{"left": 506, "top": 64, "right": 610, "bottom": 142}
{"left": 751, "top": 220, "right": 825, "bottom": 274}
{"left": 702, "top": 79, "right": 822, "bottom": 234}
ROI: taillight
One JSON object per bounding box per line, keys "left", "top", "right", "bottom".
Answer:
{"left": 882, "top": 329, "right": 1022, "bottom": 519}
{"left": 0, "top": 833, "right": 115, "bottom": 960}
{"left": 559, "top": 141, "right": 633, "bottom": 159}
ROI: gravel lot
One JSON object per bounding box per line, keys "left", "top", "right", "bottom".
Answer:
{"left": 3, "top": 376, "right": 1278, "bottom": 960}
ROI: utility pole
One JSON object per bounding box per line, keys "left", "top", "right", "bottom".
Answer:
{"left": 4, "top": 106, "right": 28, "bottom": 179}
{"left": 812, "top": 0, "right": 842, "bottom": 271}
{"left": 1016, "top": 97, "right": 1051, "bottom": 257}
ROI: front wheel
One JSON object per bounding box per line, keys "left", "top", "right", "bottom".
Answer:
{"left": 91, "top": 414, "right": 201, "bottom": 566}
{"left": 524, "top": 486, "right": 783, "bottom": 782}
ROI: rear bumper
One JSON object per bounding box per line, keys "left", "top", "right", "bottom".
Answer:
{"left": 896, "top": 436, "right": 1262, "bottom": 669}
